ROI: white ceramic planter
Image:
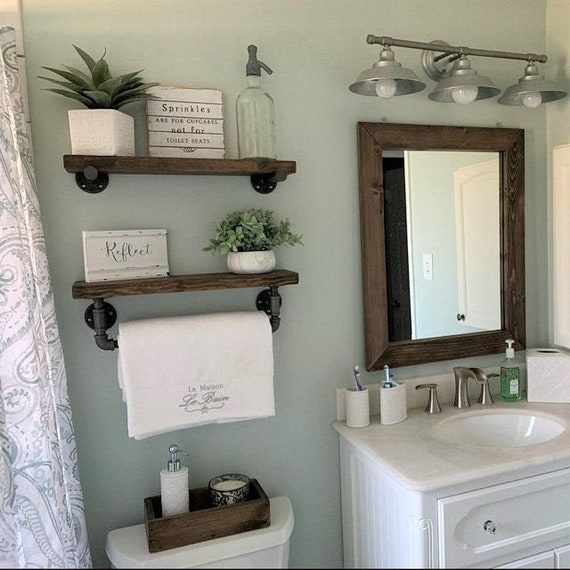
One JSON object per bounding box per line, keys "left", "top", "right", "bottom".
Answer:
{"left": 68, "top": 109, "right": 135, "bottom": 156}
{"left": 226, "top": 250, "right": 276, "bottom": 274}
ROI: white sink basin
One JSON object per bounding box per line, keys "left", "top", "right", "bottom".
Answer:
{"left": 436, "top": 410, "right": 565, "bottom": 447}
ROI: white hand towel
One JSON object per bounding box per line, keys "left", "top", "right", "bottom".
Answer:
{"left": 117, "top": 311, "right": 274, "bottom": 439}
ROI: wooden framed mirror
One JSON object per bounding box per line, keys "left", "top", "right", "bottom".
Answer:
{"left": 358, "top": 122, "right": 525, "bottom": 370}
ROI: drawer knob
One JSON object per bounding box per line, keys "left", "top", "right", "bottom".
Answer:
{"left": 483, "top": 520, "right": 497, "bottom": 534}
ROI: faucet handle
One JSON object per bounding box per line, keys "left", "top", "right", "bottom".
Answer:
{"left": 478, "top": 381, "right": 494, "bottom": 405}
{"left": 416, "top": 383, "right": 442, "bottom": 414}
{"left": 470, "top": 368, "right": 499, "bottom": 405}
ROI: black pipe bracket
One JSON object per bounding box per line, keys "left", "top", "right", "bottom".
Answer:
{"left": 250, "top": 171, "right": 287, "bottom": 194}
{"left": 256, "top": 286, "right": 283, "bottom": 332}
{"left": 84, "top": 299, "right": 118, "bottom": 350}
{"left": 75, "top": 166, "right": 109, "bottom": 193}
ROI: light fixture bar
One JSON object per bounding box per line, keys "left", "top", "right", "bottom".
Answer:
{"left": 351, "top": 34, "right": 566, "bottom": 107}
{"left": 367, "top": 35, "right": 547, "bottom": 64}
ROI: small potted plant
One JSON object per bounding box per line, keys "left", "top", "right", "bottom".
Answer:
{"left": 204, "top": 208, "right": 303, "bottom": 274}
{"left": 40, "top": 45, "right": 158, "bottom": 156}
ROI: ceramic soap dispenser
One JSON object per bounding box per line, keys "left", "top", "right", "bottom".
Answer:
{"left": 236, "top": 44, "right": 276, "bottom": 159}
{"left": 160, "top": 443, "right": 189, "bottom": 517}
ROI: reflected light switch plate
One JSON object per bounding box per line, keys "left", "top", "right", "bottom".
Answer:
{"left": 422, "top": 253, "right": 434, "bottom": 280}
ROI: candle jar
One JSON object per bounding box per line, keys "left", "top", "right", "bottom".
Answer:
{"left": 209, "top": 473, "right": 251, "bottom": 506}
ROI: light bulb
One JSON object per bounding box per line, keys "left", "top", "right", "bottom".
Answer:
{"left": 451, "top": 85, "right": 478, "bottom": 104}
{"left": 521, "top": 91, "right": 542, "bottom": 108}
{"left": 375, "top": 78, "right": 397, "bottom": 98}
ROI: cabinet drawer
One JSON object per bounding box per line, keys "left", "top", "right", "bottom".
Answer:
{"left": 438, "top": 469, "right": 570, "bottom": 568}
{"left": 495, "top": 550, "right": 555, "bottom": 568}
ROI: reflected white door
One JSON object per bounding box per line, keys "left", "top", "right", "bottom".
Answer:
{"left": 454, "top": 159, "right": 501, "bottom": 330}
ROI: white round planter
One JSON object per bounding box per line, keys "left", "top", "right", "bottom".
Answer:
{"left": 227, "top": 250, "right": 276, "bottom": 274}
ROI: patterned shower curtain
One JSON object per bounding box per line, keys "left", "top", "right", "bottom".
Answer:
{"left": 0, "top": 27, "right": 91, "bottom": 568}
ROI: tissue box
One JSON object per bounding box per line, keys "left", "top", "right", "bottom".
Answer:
{"left": 526, "top": 348, "right": 570, "bottom": 403}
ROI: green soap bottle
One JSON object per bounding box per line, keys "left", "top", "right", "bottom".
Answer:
{"left": 500, "top": 339, "right": 522, "bottom": 401}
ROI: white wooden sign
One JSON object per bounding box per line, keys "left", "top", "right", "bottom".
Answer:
{"left": 82, "top": 229, "right": 169, "bottom": 283}
{"left": 146, "top": 86, "right": 225, "bottom": 158}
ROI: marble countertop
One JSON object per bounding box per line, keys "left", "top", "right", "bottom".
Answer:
{"left": 332, "top": 400, "right": 570, "bottom": 492}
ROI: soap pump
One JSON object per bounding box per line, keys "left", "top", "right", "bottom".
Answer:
{"left": 500, "top": 339, "right": 522, "bottom": 401}
{"left": 236, "top": 44, "right": 276, "bottom": 159}
{"left": 160, "top": 443, "right": 189, "bottom": 517}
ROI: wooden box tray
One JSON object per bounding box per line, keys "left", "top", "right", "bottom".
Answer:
{"left": 144, "top": 478, "right": 270, "bottom": 553}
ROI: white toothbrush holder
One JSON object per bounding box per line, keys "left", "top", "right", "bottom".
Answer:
{"left": 345, "top": 386, "right": 370, "bottom": 428}
{"left": 380, "top": 382, "right": 407, "bottom": 425}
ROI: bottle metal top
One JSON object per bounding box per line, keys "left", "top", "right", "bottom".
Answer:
{"left": 166, "top": 443, "right": 188, "bottom": 472}
{"left": 246, "top": 44, "right": 273, "bottom": 77}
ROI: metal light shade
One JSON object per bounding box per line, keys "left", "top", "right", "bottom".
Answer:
{"left": 428, "top": 56, "right": 501, "bottom": 103}
{"left": 498, "top": 62, "right": 568, "bottom": 106}
{"left": 349, "top": 47, "right": 426, "bottom": 96}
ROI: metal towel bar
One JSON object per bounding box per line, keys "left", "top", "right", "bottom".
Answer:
{"left": 83, "top": 286, "right": 284, "bottom": 351}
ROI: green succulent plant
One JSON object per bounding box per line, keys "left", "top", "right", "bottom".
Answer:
{"left": 39, "top": 45, "right": 159, "bottom": 110}
{"left": 204, "top": 209, "right": 303, "bottom": 254}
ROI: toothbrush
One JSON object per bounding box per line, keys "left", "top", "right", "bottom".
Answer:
{"left": 383, "top": 364, "right": 395, "bottom": 388}
{"left": 353, "top": 365, "right": 364, "bottom": 391}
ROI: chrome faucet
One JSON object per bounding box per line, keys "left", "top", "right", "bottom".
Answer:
{"left": 453, "top": 367, "right": 478, "bottom": 408}
{"left": 454, "top": 366, "right": 499, "bottom": 408}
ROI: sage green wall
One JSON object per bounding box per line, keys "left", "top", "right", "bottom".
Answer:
{"left": 21, "top": 1, "right": 548, "bottom": 567}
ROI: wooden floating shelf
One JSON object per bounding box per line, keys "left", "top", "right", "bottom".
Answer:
{"left": 64, "top": 155, "right": 296, "bottom": 177}
{"left": 72, "top": 269, "right": 299, "bottom": 300}
{"left": 63, "top": 155, "right": 297, "bottom": 194}
{"left": 74, "top": 270, "right": 299, "bottom": 350}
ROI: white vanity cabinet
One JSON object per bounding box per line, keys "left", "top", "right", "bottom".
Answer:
{"left": 337, "top": 426, "right": 570, "bottom": 568}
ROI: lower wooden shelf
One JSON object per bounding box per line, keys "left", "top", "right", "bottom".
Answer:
{"left": 72, "top": 269, "right": 299, "bottom": 299}
{"left": 72, "top": 270, "right": 300, "bottom": 350}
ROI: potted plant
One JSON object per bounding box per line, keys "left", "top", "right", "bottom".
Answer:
{"left": 204, "top": 208, "right": 303, "bottom": 274}
{"left": 40, "top": 45, "right": 158, "bottom": 156}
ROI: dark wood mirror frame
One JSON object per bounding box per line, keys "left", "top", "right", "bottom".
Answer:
{"left": 358, "top": 122, "right": 525, "bottom": 370}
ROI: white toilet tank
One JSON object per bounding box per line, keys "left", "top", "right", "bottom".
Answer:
{"left": 105, "top": 496, "right": 294, "bottom": 568}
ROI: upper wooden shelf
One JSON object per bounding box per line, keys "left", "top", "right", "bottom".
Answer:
{"left": 72, "top": 269, "right": 299, "bottom": 300}
{"left": 63, "top": 155, "right": 297, "bottom": 194}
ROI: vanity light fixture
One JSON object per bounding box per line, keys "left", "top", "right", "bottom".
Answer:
{"left": 428, "top": 55, "right": 501, "bottom": 103}
{"left": 350, "top": 35, "right": 567, "bottom": 107}
{"left": 349, "top": 45, "right": 426, "bottom": 97}
{"left": 498, "top": 61, "right": 568, "bottom": 107}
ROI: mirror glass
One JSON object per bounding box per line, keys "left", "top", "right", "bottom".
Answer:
{"left": 358, "top": 122, "right": 525, "bottom": 370}
{"left": 384, "top": 149, "right": 500, "bottom": 341}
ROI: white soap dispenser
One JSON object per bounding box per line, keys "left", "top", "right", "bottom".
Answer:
{"left": 160, "top": 444, "right": 189, "bottom": 517}
{"left": 236, "top": 44, "right": 276, "bottom": 159}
